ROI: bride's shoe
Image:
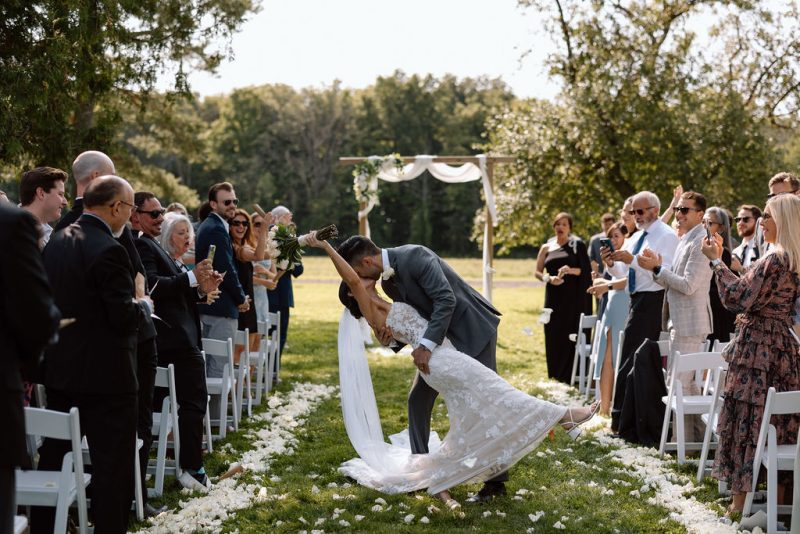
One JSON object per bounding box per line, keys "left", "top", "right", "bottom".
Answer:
{"left": 435, "top": 491, "right": 462, "bottom": 513}
{"left": 560, "top": 401, "right": 600, "bottom": 440}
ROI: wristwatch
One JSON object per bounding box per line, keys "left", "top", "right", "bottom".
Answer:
{"left": 711, "top": 258, "right": 724, "bottom": 271}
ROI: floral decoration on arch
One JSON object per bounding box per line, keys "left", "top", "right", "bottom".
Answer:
{"left": 352, "top": 153, "right": 404, "bottom": 206}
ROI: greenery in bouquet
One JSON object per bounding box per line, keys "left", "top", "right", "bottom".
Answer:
{"left": 352, "top": 153, "right": 404, "bottom": 205}
{"left": 267, "top": 223, "right": 338, "bottom": 270}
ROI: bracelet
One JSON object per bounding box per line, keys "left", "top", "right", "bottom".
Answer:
{"left": 542, "top": 273, "right": 551, "bottom": 284}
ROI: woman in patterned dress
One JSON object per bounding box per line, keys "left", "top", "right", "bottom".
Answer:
{"left": 701, "top": 193, "right": 800, "bottom": 514}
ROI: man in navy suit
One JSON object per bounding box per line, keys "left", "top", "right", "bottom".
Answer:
{"left": 195, "top": 182, "right": 250, "bottom": 377}
{"left": 268, "top": 206, "right": 304, "bottom": 365}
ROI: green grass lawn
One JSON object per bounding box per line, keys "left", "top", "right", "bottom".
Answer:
{"left": 134, "top": 258, "right": 727, "bottom": 533}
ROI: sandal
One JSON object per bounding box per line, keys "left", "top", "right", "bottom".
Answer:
{"left": 560, "top": 401, "right": 600, "bottom": 440}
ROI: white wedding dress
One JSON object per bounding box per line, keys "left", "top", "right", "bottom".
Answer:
{"left": 338, "top": 302, "right": 566, "bottom": 495}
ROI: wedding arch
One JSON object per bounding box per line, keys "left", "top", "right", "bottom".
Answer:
{"left": 339, "top": 154, "right": 513, "bottom": 302}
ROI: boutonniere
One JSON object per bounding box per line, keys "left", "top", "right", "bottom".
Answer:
{"left": 381, "top": 266, "right": 396, "bottom": 281}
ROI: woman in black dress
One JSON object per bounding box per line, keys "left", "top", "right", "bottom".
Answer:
{"left": 704, "top": 207, "right": 737, "bottom": 345}
{"left": 535, "top": 212, "right": 593, "bottom": 384}
{"left": 230, "top": 209, "right": 267, "bottom": 354}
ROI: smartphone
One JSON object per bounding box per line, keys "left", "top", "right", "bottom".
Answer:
{"left": 599, "top": 237, "right": 614, "bottom": 252}
{"left": 704, "top": 220, "right": 712, "bottom": 240}
{"left": 207, "top": 244, "right": 217, "bottom": 265}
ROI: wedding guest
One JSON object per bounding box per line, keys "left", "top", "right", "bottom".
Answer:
{"left": 195, "top": 183, "right": 249, "bottom": 378}
{"left": 768, "top": 171, "right": 800, "bottom": 198}
{"left": 35, "top": 176, "right": 151, "bottom": 533}
{"left": 166, "top": 201, "right": 188, "bottom": 217}
{"left": 19, "top": 166, "right": 68, "bottom": 247}
{"left": 702, "top": 193, "right": 800, "bottom": 514}
{"left": 732, "top": 205, "right": 762, "bottom": 273}
{"left": 586, "top": 222, "right": 630, "bottom": 415}
{"left": 603, "top": 191, "right": 680, "bottom": 432}
{"left": 659, "top": 185, "right": 684, "bottom": 225}
{"left": 588, "top": 213, "right": 616, "bottom": 316}
{"left": 268, "top": 205, "right": 304, "bottom": 360}
{"left": 705, "top": 206, "right": 737, "bottom": 344}
{"left": 0, "top": 203, "right": 59, "bottom": 534}
{"left": 251, "top": 211, "right": 278, "bottom": 325}
{"left": 230, "top": 208, "right": 267, "bottom": 352}
{"left": 620, "top": 196, "right": 636, "bottom": 234}
{"left": 53, "top": 150, "right": 115, "bottom": 232}
{"left": 136, "top": 206, "right": 221, "bottom": 493}
{"left": 639, "top": 191, "right": 713, "bottom": 441}
{"left": 535, "top": 212, "right": 593, "bottom": 384}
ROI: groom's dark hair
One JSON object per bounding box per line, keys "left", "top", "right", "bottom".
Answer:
{"left": 337, "top": 235, "right": 380, "bottom": 265}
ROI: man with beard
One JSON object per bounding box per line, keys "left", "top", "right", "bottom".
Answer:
{"left": 732, "top": 205, "right": 762, "bottom": 274}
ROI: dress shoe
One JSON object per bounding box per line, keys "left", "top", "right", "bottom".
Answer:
{"left": 144, "top": 503, "right": 168, "bottom": 518}
{"left": 178, "top": 471, "right": 210, "bottom": 493}
{"left": 466, "top": 482, "right": 506, "bottom": 504}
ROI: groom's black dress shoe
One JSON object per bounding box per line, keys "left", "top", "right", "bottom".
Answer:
{"left": 466, "top": 482, "right": 506, "bottom": 504}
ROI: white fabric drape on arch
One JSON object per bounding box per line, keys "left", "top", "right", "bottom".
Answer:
{"left": 356, "top": 154, "right": 497, "bottom": 302}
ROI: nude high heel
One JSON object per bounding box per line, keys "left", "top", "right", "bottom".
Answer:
{"left": 561, "top": 401, "right": 600, "bottom": 440}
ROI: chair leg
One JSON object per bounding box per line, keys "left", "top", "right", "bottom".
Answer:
{"left": 768, "top": 431, "right": 778, "bottom": 534}
{"left": 676, "top": 408, "right": 686, "bottom": 464}
{"left": 219, "top": 390, "right": 228, "bottom": 439}
{"left": 743, "top": 491, "right": 755, "bottom": 517}
{"left": 155, "top": 424, "right": 168, "bottom": 496}
{"left": 134, "top": 440, "right": 144, "bottom": 520}
{"left": 204, "top": 397, "right": 214, "bottom": 451}
{"left": 255, "top": 354, "right": 264, "bottom": 405}
{"left": 697, "top": 417, "right": 714, "bottom": 482}
{"left": 658, "top": 399, "right": 672, "bottom": 457}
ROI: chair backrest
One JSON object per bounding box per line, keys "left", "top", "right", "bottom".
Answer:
{"left": 154, "top": 364, "right": 174, "bottom": 389}
{"left": 25, "top": 407, "right": 79, "bottom": 441}
{"left": 579, "top": 313, "right": 598, "bottom": 330}
{"left": 765, "top": 387, "right": 800, "bottom": 416}
{"left": 657, "top": 340, "right": 671, "bottom": 357}
{"left": 659, "top": 331, "right": 671, "bottom": 341}
{"left": 234, "top": 328, "right": 250, "bottom": 347}
{"left": 256, "top": 320, "right": 269, "bottom": 337}
{"left": 672, "top": 351, "right": 726, "bottom": 374}
{"left": 712, "top": 340, "right": 730, "bottom": 353}
{"left": 202, "top": 337, "right": 233, "bottom": 359}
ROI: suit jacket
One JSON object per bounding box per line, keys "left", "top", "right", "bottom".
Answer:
{"left": 653, "top": 223, "right": 713, "bottom": 337}
{"left": 382, "top": 245, "right": 500, "bottom": 357}
{"left": 268, "top": 262, "right": 304, "bottom": 309}
{"left": 53, "top": 197, "right": 156, "bottom": 341}
{"left": 135, "top": 233, "right": 203, "bottom": 353}
{"left": 195, "top": 213, "right": 245, "bottom": 318}
{"left": 0, "top": 205, "right": 60, "bottom": 467}
{"left": 42, "top": 214, "right": 144, "bottom": 395}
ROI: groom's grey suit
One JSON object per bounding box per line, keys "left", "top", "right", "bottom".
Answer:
{"left": 381, "top": 245, "right": 503, "bottom": 478}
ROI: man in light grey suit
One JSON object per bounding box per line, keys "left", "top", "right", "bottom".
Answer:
{"left": 639, "top": 190, "right": 713, "bottom": 439}
{"left": 337, "top": 235, "right": 505, "bottom": 502}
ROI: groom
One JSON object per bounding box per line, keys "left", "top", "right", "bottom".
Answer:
{"left": 337, "top": 236, "right": 505, "bottom": 502}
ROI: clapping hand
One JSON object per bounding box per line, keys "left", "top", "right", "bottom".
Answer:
{"left": 701, "top": 233, "right": 723, "bottom": 260}
{"left": 637, "top": 248, "right": 661, "bottom": 271}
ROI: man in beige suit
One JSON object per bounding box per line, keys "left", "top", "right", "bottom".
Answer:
{"left": 639, "top": 190, "right": 713, "bottom": 440}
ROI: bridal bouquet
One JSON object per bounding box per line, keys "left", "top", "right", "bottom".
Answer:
{"left": 267, "top": 223, "right": 338, "bottom": 270}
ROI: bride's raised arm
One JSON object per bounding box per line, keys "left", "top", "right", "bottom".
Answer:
{"left": 305, "top": 233, "right": 379, "bottom": 325}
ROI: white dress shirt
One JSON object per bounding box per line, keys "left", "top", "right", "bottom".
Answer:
{"left": 607, "top": 219, "right": 680, "bottom": 294}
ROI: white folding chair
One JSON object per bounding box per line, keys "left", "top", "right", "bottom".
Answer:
{"left": 743, "top": 387, "right": 800, "bottom": 533}
{"left": 610, "top": 330, "right": 625, "bottom": 408}
{"left": 16, "top": 407, "right": 90, "bottom": 534}
{"left": 134, "top": 438, "right": 144, "bottom": 520}
{"left": 712, "top": 339, "right": 730, "bottom": 353}
{"left": 696, "top": 367, "right": 727, "bottom": 482}
{"left": 233, "top": 328, "right": 252, "bottom": 419}
{"left": 252, "top": 320, "right": 271, "bottom": 403}
{"left": 268, "top": 311, "right": 282, "bottom": 384}
{"left": 202, "top": 393, "right": 213, "bottom": 453}
{"left": 584, "top": 319, "right": 606, "bottom": 400}
{"left": 570, "top": 313, "right": 598, "bottom": 394}
{"left": 148, "top": 364, "right": 182, "bottom": 497}
{"left": 659, "top": 351, "right": 726, "bottom": 464}
{"left": 658, "top": 339, "right": 673, "bottom": 381}
{"left": 14, "top": 515, "right": 27, "bottom": 534}
{"left": 202, "top": 337, "right": 238, "bottom": 438}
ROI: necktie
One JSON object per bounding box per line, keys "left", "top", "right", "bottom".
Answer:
{"left": 627, "top": 231, "right": 648, "bottom": 294}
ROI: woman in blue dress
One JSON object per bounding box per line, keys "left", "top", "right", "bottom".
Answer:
{"left": 587, "top": 222, "right": 630, "bottom": 415}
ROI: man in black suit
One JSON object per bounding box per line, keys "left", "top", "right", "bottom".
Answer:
{"left": 133, "top": 192, "right": 221, "bottom": 491}
{"left": 53, "top": 150, "right": 115, "bottom": 233}
{"left": 35, "top": 176, "right": 151, "bottom": 533}
{"left": 0, "top": 204, "right": 60, "bottom": 534}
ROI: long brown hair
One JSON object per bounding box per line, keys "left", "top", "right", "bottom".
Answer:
{"left": 230, "top": 208, "right": 256, "bottom": 259}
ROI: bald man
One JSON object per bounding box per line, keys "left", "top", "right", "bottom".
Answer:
{"left": 53, "top": 150, "right": 115, "bottom": 233}
{"left": 34, "top": 176, "right": 152, "bottom": 533}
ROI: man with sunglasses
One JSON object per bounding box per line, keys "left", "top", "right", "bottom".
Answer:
{"left": 731, "top": 205, "right": 762, "bottom": 274}
{"left": 602, "top": 191, "right": 679, "bottom": 434}
{"left": 195, "top": 182, "right": 250, "bottom": 379}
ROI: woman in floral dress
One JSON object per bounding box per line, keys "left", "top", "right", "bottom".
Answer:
{"left": 701, "top": 193, "right": 800, "bottom": 513}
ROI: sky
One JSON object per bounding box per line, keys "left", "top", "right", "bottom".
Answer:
{"left": 181, "top": 0, "right": 561, "bottom": 99}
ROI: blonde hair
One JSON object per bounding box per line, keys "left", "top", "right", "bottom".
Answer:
{"left": 766, "top": 194, "right": 800, "bottom": 275}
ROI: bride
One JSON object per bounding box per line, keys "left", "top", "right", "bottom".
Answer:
{"left": 306, "top": 233, "right": 599, "bottom": 509}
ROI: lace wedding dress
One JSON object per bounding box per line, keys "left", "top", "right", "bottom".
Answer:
{"left": 338, "top": 302, "right": 566, "bottom": 495}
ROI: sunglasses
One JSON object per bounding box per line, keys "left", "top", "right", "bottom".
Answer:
{"left": 223, "top": 198, "right": 239, "bottom": 206}
{"left": 734, "top": 216, "right": 752, "bottom": 223}
{"left": 674, "top": 206, "right": 701, "bottom": 214}
{"left": 254, "top": 222, "right": 262, "bottom": 228}
{"left": 230, "top": 219, "right": 250, "bottom": 227}
{"left": 137, "top": 208, "right": 166, "bottom": 219}
{"left": 767, "top": 190, "right": 798, "bottom": 199}
{"left": 762, "top": 213, "right": 773, "bottom": 220}
{"left": 627, "top": 206, "right": 656, "bottom": 216}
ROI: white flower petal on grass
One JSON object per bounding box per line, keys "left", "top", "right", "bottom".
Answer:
{"left": 529, "top": 511, "right": 545, "bottom": 523}
{"left": 374, "top": 497, "right": 387, "bottom": 506}
{"left": 314, "top": 518, "right": 325, "bottom": 526}
{"left": 516, "top": 488, "right": 530, "bottom": 495}
{"left": 354, "top": 515, "right": 364, "bottom": 522}
{"left": 554, "top": 521, "right": 567, "bottom": 530}
{"left": 420, "top": 516, "right": 430, "bottom": 524}
{"left": 371, "top": 505, "right": 383, "bottom": 513}
{"left": 483, "top": 511, "right": 492, "bottom": 518}
{"left": 327, "top": 482, "right": 338, "bottom": 488}
{"left": 403, "top": 514, "right": 415, "bottom": 523}
{"left": 536, "top": 451, "right": 547, "bottom": 458}
{"left": 339, "top": 519, "right": 351, "bottom": 527}
{"left": 513, "top": 496, "right": 523, "bottom": 501}
{"left": 427, "top": 505, "right": 440, "bottom": 514}
{"left": 496, "top": 511, "right": 507, "bottom": 518}
{"left": 311, "top": 485, "right": 320, "bottom": 494}
{"left": 299, "top": 517, "right": 307, "bottom": 524}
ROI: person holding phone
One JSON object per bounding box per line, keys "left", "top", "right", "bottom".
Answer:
{"left": 535, "top": 212, "right": 593, "bottom": 384}
{"left": 587, "top": 222, "right": 630, "bottom": 415}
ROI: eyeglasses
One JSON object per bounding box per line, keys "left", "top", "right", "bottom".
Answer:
{"left": 703, "top": 220, "right": 719, "bottom": 226}
{"left": 674, "top": 206, "right": 701, "bottom": 214}
{"left": 627, "top": 206, "right": 656, "bottom": 216}
{"left": 767, "top": 190, "right": 798, "bottom": 199}
{"left": 253, "top": 222, "right": 262, "bottom": 228}
{"left": 734, "top": 216, "right": 752, "bottom": 223}
{"left": 111, "top": 199, "right": 136, "bottom": 209}
{"left": 137, "top": 208, "right": 166, "bottom": 219}
{"left": 223, "top": 198, "right": 239, "bottom": 206}
{"left": 230, "top": 220, "right": 250, "bottom": 227}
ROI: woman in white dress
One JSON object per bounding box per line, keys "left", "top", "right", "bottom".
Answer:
{"left": 306, "top": 233, "right": 599, "bottom": 509}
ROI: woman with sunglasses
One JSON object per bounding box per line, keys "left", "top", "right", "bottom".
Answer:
{"left": 701, "top": 194, "right": 800, "bottom": 515}
{"left": 251, "top": 211, "right": 278, "bottom": 326}
{"left": 230, "top": 209, "right": 267, "bottom": 353}
{"left": 703, "top": 207, "right": 737, "bottom": 345}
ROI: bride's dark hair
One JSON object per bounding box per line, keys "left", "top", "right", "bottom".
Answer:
{"left": 339, "top": 281, "right": 363, "bottom": 319}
